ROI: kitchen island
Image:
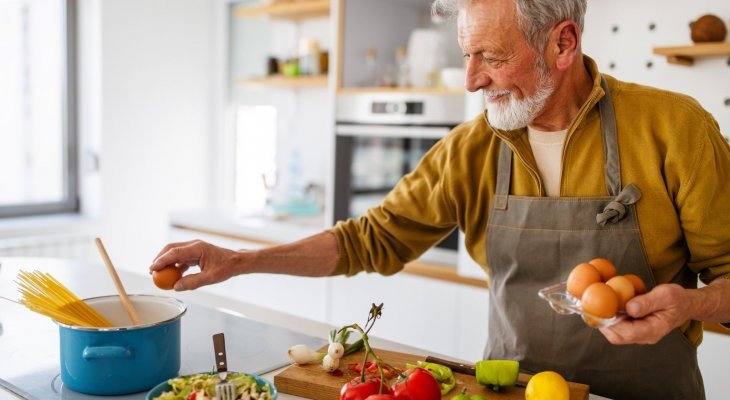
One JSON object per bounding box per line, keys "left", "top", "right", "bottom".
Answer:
{"left": 0, "top": 257, "right": 455, "bottom": 400}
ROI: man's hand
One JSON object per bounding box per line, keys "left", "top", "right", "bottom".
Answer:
{"left": 599, "top": 283, "right": 694, "bottom": 345}
{"left": 599, "top": 278, "right": 730, "bottom": 344}
{"left": 148, "top": 232, "right": 340, "bottom": 291}
{"left": 149, "top": 240, "right": 244, "bottom": 291}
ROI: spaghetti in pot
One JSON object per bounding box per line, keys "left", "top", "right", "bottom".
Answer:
{"left": 16, "top": 270, "right": 113, "bottom": 327}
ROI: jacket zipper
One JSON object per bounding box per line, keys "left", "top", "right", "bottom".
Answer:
{"left": 559, "top": 86, "right": 603, "bottom": 195}
{"left": 494, "top": 135, "right": 545, "bottom": 196}
{"left": 512, "top": 143, "right": 545, "bottom": 196}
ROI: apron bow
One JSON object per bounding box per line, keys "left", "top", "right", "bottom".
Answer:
{"left": 596, "top": 183, "right": 642, "bottom": 226}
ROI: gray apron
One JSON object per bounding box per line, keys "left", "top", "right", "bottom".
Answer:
{"left": 484, "top": 77, "right": 705, "bottom": 399}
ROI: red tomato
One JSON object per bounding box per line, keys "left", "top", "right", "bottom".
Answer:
{"left": 347, "top": 361, "right": 398, "bottom": 380}
{"left": 390, "top": 368, "right": 441, "bottom": 400}
{"left": 365, "top": 395, "right": 397, "bottom": 400}
{"left": 347, "top": 362, "right": 363, "bottom": 376}
{"left": 341, "top": 377, "right": 391, "bottom": 400}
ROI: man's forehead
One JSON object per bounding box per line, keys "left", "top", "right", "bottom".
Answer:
{"left": 457, "top": 0, "right": 519, "bottom": 48}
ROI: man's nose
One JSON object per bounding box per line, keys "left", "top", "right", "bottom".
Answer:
{"left": 464, "top": 58, "right": 490, "bottom": 92}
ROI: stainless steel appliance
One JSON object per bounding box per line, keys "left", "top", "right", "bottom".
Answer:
{"left": 334, "top": 92, "right": 467, "bottom": 265}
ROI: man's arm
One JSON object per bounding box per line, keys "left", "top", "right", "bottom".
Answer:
{"left": 600, "top": 278, "right": 730, "bottom": 345}
{"left": 149, "top": 231, "right": 339, "bottom": 291}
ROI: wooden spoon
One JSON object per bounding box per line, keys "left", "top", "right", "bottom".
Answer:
{"left": 94, "top": 238, "right": 140, "bottom": 326}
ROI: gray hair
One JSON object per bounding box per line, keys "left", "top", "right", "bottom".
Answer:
{"left": 432, "top": 0, "right": 587, "bottom": 52}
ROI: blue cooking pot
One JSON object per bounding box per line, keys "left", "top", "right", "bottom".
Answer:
{"left": 56, "top": 295, "right": 186, "bottom": 395}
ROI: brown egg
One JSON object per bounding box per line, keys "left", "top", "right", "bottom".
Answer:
{"left": 567, "top": 263, "right": 602, "bottom": 298}
{"left": 152, "top": 266, "right": 182, "bottom": 290}
{"left": 581, "top": 282, "right": 620, "bottom": 319}
{"left": 606, "top": 276, "right": 636, "bottom": 311}
{"left": 588, "top": 258, "right": 617, "bottom": 282}
{"left": 623, "top": 273, "right": 647, "bottom": 294}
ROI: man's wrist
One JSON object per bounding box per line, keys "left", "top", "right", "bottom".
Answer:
{"left": 233, "top": 249, "right": 255, "bottom": 276}
{"left": 690, "top": 280, "right": 726, "bottom": 322}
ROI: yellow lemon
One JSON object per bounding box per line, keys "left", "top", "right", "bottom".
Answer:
{"left": 525, "top": 371, "right": 570, "bottom": 400}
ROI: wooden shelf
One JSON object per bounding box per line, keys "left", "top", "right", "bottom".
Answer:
{"left": 653, "top": 42, "right": 730, "bottom": 66}
{"left": 237, "top": 75, "right": 329, "bottom": 88}
{"left": 234, "top": 0, "right": 330, "bottom": 21}
{"left": 338, "top": 87, "right": 466, "bottom": 96}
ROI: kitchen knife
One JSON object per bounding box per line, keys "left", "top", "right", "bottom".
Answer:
{"left": 425, "top": 356, "right": 528, "bottom": 388}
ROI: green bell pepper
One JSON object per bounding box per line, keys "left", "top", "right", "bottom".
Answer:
{"left": 406, "top": 361, "right": 456, "bottom": 395}
{"left": 474, "top": 360, "right": 519, "bottom": 392}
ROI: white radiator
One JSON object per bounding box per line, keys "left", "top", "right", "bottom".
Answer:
{"left": 0, "top": 233, "right": 96, "bottom": 262}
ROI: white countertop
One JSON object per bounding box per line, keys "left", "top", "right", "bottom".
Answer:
{"left": 169, "top": 210, "right": 327, "bottom": 245}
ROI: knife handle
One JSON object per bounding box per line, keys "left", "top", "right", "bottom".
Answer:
{"left": 425, "top": 356, "right": 476, "bottom": 375}
{"left": 213, "top": 333, "right": 228, "bottom": 373}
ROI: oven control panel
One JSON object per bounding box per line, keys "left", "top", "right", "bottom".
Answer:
{"left": 371, "top": 101, "right": 424, "bottom": 115}
{"left": 336, "top": 92, "right": 466, "bottom": 125}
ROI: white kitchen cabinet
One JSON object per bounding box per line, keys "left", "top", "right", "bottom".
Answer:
{"left": 167, "top": 228, "right": 330, "bottom": 323}
{"left": 327, "top": 272, "right": 460, "bottom": 358}
{"left": 455, "top": 284, "right": 489, "bottom": 362}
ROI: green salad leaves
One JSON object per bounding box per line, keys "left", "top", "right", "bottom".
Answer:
{"left": 153, "top": 372, "right": 273, "bottom": 400}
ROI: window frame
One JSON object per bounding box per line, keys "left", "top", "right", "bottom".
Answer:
{"left": 0, "top": 0, "right": 79, "bottom": 218}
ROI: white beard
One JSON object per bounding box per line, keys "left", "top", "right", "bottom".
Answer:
{"left": 483, "top": 58, "right": 555, "bottom": 131}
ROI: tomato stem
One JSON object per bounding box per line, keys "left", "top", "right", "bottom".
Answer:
{"left": 338, "top": 303, "right": 404, "bottom": 389}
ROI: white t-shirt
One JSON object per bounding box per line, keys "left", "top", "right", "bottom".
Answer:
{"left": 527, "top": 127, "right": 568, "bottom": 197}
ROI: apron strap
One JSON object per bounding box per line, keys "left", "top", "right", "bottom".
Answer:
{"left": 493, "top": 140, "right": 512, "bottom": 209}
{"left": 598, "top": 76, "right": 622, "bottom": 197}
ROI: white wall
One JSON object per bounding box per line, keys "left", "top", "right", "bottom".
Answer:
{"left": 583, "top": 0, "right": 730, "bottom": 136}
{"left": 583, "top": 3, "right": 730, "bottom": 398}
{"left": 83, "top": 0, "right": 215, "bottom": 272}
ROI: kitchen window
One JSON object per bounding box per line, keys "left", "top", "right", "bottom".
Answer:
{"left": 0, "top": 0, "right": 78, "bottom": 218}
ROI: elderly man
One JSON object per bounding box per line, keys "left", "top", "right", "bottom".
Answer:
{"left": 151, "top": 0, "right": 730, "bottom": 398}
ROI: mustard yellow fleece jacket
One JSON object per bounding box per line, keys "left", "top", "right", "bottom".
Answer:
{"left": 330, "top": 56, "right": 730, "bottom": 345}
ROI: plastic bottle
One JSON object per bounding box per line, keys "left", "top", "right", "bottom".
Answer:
{"left": 396, "top": 47, "right": 410, "bottom": 88}
{"left": 298, "top": 38, "right": 321, "bottom": 76}
{"left": 362, "top": 47, "right": 378, "bottom": 87}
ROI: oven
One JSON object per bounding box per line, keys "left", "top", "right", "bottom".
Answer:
{"left": 333, "top": 92, "right": 467, "bottom": 265}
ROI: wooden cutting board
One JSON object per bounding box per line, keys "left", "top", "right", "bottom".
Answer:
{"left": 274, "top": 347, "right": 589, "bottom": 400}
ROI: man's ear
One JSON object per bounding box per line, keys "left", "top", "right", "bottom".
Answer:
{"left": 548, "top": 20, "right": 581, "bottom": 71}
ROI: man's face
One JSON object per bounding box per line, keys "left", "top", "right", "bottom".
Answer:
{"left": 458, "top": 0, "right": 554, "bottom": 130}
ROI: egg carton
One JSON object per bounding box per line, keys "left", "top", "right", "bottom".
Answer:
{"left": 538, "top": 282, "right": 625, "bottom": 328}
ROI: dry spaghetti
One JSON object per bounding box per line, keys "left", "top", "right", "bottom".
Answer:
{"left": 16, "top": 270, "right": 113, "bottom": 328}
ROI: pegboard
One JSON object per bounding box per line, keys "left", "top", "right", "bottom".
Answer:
{"left": 582, "top": 0, "right": 730, "bottom": 138}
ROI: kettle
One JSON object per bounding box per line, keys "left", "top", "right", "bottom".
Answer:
{"left": 406, "top": 29, "right": 447, "bottom": 88}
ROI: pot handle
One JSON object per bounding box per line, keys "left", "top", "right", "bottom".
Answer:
{"left": 82, "top": 345, "right": 135, "bottom": 361}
